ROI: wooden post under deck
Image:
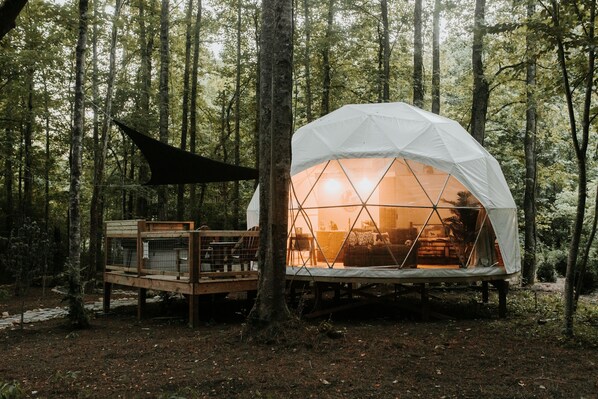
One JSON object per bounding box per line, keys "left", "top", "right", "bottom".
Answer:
{"left": 482, "top": 281, "right": 489, "bottom": 303}
{"left": 103, "top": 282, "right": 112, "bottom": 313}
{"left": 138, "top": 288, "right": 147, "bottom": 321}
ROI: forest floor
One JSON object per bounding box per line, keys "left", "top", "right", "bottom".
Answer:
{"left": 1, "top": 279, "right": 598, "bottom": 399}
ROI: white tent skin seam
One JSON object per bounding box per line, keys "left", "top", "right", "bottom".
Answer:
{"left": 248, "top": 102, "right": 521, "bottom": 276}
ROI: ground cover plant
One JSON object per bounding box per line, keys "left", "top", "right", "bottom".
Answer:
{"left": 1, "top": 282, "right": 598, "bottom": 399}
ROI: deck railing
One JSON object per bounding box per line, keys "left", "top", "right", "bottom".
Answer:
{"left": 105, "top": 220, "right": 259, "bottom": 281}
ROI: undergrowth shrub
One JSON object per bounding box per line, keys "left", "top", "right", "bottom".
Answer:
{"left": 0, "top": 381, "right": 23, "bottom": 399}
{"left": 537, "top": 261, "right": 557, "bottom": 283}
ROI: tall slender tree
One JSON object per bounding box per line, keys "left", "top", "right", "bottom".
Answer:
{"left": 522, "top": 0, "right": 537, "bottom": 286}
{"left": 548, "top": 0, "right": 596, "bottom": 337}
{"left": 233, "top": 0, "right": 242, "bottom": 229}
{"left": 89, "top": 0, "right": 122, "bottom": 281}
{"left": 380, "top": 0, "right": 390, "bottom": 102}
{"left": 189, "top": 0, "right": 202, "bottom": 220}
{"left": 67, "top": 0, "right": 90, "bottom": 328}
{"left": 178, "top": 0, "right": 194, "bottom": 221}
{"left": 302, "top": 0, "right": 313, "bottom": 122}
{"left": 158, "top": 0, "right": 170, "bottom": 219}
{"left": 413, "top": 0, "right": 424, "bottom": 107}
{"left": 431, "top": 0, "right": 441, "bottom": 114}
{"left": 470, "top": 0, "right": 489, "bottom": 145}
{"left": 320, "top": 0, "right": 334, "bottom": 116}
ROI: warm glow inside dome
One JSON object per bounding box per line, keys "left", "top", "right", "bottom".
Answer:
{"left": 287, "top": 157, "right": 502, "bottom": 269}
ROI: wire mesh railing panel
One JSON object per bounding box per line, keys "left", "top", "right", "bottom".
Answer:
{"left": 143, "top": 238, "right": 189, "bottom": 274}
{"left": 106, "top": 238, "right": 138, "bottom": 267}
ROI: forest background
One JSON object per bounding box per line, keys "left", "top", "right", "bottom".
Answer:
{"left": 0, "top": 0, "right": 597, "bottom": 303}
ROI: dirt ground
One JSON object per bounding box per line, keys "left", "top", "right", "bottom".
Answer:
{"left": 1, "top": 282, "right": 598, "bottom": 399}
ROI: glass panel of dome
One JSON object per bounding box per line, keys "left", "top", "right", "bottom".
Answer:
{"left": 437, "top": 176, "right": 482, "bottom": 209}
{"left": 439, "top": 202, "right": 482, "bottom": 267}
{"left": 380, "top": 158, "right": 434, "bottom": 207}
{"left": 405, "top": 159, "right": 450, "bottom": 206}
{"left": 314, "top": 205, "right": 365, "bottom": 266}
{"left": 302, "top": 160, "right": 357, "bottom": 209}
{"left": 338, "top": 158, "right": 394, "bottom": 202}
{"left": 290, "top": 161, "right": 328, "bottom": 209}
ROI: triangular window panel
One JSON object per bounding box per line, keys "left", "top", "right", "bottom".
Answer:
{"left": 379, "top": 158, "right": 433, "bottom": 207}
{"left": 302, "top": 160, "right": 358, "bottom": 209}
{"left": 290, "top": 161, "right": 328, "bottom": 209}
{"left": 339, "top": 158, "right": 393, "bottom": 203}
{"left": 287, "top": 210, "right": 318, "bottom": 266}
{"left": 406, "top": 159, "right": 450, "bottom": 206}
{"left": 315, "top": 205, "right": 365, "bottom": 266}
{"left": 437, "top": 176, "right": 482, "bottom": 210}
{"left": 434, "top": 204, "right": 484, "bottom": 268}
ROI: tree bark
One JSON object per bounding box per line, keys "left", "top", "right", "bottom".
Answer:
{"left": 413, "top": 0, "right": 423, "bottom": 107}
{"left": 431, "top": 0, "right": 441, "bottom": 114}
{"left": 158, "top": 0, "right": 170, "bottom": 220}
{"left": 470, "top": 0, "right": 489, "bottom": 145}
{"left": 68, "top": 0, "right": 90, "bottom": 328}
{"left": 248, "top": 0, "right": 292, "bottom": 325}
{"left": 89, "top": 0, "right": 122, "bottom": 282}
{"left": 320, "top": 0, "right": 334, "bottom": 116}
{"left": 522, "top": 0, "right": 537, "bottom": 286}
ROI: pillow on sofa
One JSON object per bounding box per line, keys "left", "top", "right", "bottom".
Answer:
{"left": 356, "top": 231, "right": 375, "bottom": 246}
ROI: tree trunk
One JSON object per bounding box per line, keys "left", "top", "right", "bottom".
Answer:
{"left": 3, "top": 124, "right": 14, "bottom": 233}
{"left": 431, "top": 0, "right": 441, "bottom": 114}
{"left": 189, "top": 0, "right": 202, "bottom": 220}
{"left": 470, "top": 0, "right": 489, "bottom": 145}
{"left": 302, "top": 0, "right": 313, "bottom": 122}
{"left": 177, "top": 0, "right": 193, "bottom": 221}
{"left": 23, "top": 67, "right": 34, "bottom": 218}
{"left": 136, "top": 0, "right": 153, "bottom": 218}
{"left": 158, "top": 0, "right": 170, "bottom": 220}
{"left": 233, "top": 0, "right": 242, "bottom": 230}
{"left": 550, "top": 0, "right": 595, "bottom": 337}
{"left": 67, "top": 0, "right": 90, "bottom": 328}
{"left": 413, "top": 0, "right": 423, "bottom": 107}
{"left": 522, "top": 0, "right": 537, "bottom": 286}
{"left": 89, "top": 0, "right": 122, "bottom": 282}
{"left": 381, "top": 0, "right": 390, "bottom": 102}
{"left": 253, "top": 7, "right": 260, "bottom": 173}
{"left": 320, "top": 0, "right": 334, "bottom": 116}
{"left": 248, "top": 0, "right": 292, "bottom": 326}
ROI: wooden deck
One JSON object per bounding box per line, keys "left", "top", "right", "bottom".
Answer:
{"left": 103, "top": 220, "right": 259, "bottom": 327}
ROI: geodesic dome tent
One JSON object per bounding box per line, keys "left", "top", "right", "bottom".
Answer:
{"left": 247, "top": 102, "right": 521, "bottom": 277}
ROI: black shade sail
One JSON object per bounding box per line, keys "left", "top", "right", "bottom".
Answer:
{"left": 114, "top": 120, "right": 259, "bottom": 185}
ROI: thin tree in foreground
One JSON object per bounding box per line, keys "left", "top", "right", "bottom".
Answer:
{"left": 248, "top": 0, "right": 293, "bottom": 327}
{"left": 67, "top": 0, "right": 90, "bottom": 328}
{"left": 547, "top": 0, "right": 595, "bottom": 337}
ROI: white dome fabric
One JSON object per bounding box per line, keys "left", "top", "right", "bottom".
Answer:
{"left": 248, "top": 102, "right": 521, "bottom": 274}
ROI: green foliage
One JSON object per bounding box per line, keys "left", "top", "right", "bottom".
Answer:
{"left": 536, "top": 261, "right": 557, "bottom": 283}
{"left": 0, "top": 219, "right": 50, "bottom": 296}
{"left": 0, "top": 381, "right": 23, "bottom": 399}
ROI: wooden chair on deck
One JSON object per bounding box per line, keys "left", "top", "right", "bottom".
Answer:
{"left": 232, "top": 226, "right": 259, "bottom": 271}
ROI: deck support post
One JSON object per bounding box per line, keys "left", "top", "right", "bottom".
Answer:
{"left": 188, "top": 294, "right": 200, "bottom": 328}
{"left": 103, "top": 282, "right": 112, "bottom": 313}
{"left": 138, "top": 288, "right": 147, "bottom": 321}
{"left": 420, "top": 283, "right": 429, "bottom": 321}
{"left": 482, "top": 281, "right": 489, "bottom": 303}
{"left": 491, "top": 280, "right": 508, "bottom": 318}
